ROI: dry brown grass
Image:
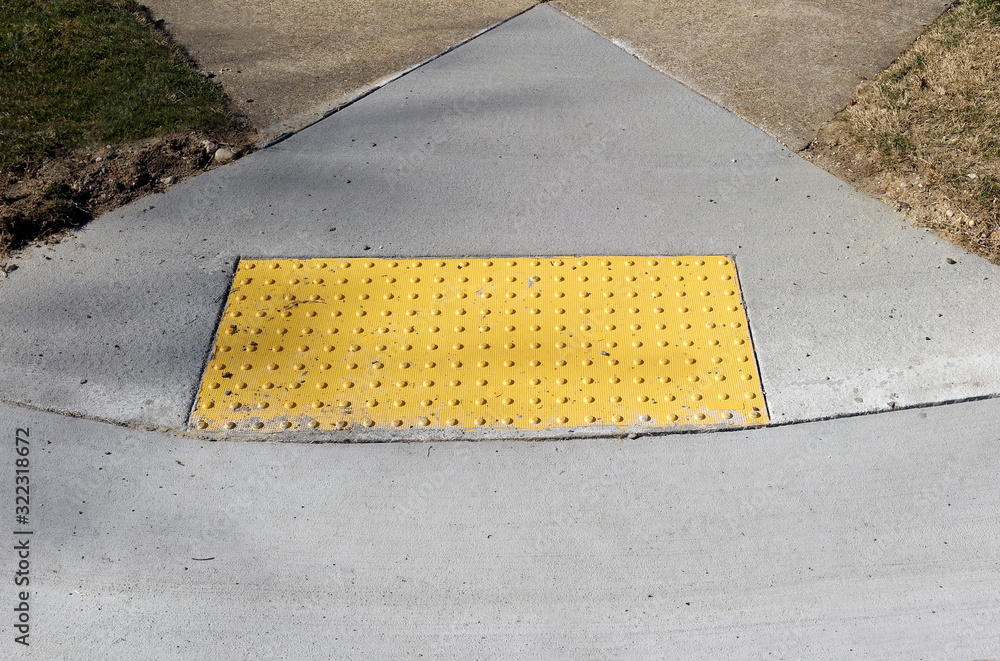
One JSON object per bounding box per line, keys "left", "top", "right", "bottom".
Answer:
{"left": 803, "top": 0, "right": 1000, "bottom": 263}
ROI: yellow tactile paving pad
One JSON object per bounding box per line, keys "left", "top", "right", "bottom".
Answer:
{"left": 192, "top": 257, "right": 767, "bottom": 433}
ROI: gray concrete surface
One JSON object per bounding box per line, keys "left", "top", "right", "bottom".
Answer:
{"left": 142, "top": 0, "right": 534, "bottom": 141}
{"left": 1, "top": 5, "right": 999, "bottom": 436}
{"left": 2, "top": 397, "right": 999, "bottom": 658}
{"left": 553, "top": 0, "right": 952, "bottom": 149}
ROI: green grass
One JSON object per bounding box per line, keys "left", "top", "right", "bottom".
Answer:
{"left": 0, "top": 0, "right": 232, "bottom": 170}
{"left": 972, "top": 0, "right": 1000, "bottom": 23}
{"left": 874, "top": 131, "right": 915, "bottom": 159}
{"left": 980, "top": 174, "right": 1000, "bottom": 208}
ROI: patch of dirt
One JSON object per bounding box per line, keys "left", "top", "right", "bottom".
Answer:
{"left": 0, "top": 126, "right": 256, "bottom": 262}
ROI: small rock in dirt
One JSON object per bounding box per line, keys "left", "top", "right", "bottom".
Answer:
{"left": 213, "top": 148, "right": 235, "bottom": 164}
{"left": 946, "top": 258, "right": 957, "bottom": 264}
{"left": 94, "top": 156, "right": 103, "bottom": 163}
{"left": 161, "top": 176, "right": 176, "bottom": 185}
{"left": 201, "top": 140, "right": 218, "bottom": 154}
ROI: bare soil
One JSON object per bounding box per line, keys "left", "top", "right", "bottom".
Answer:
{"left": 0, "top": 127, "right": 255, "bottom": 264}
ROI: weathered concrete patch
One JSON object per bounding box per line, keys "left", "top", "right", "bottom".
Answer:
{"left": 143, "top": 0, "right": 535, "bottom": 141}
{"left": 552, "top": 0, "right": 952, "bottom": 149}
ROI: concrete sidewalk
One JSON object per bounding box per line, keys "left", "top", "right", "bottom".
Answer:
{"left": 3, "top": 397, "right": 998, "bottom": 657}
{"left": 1, "top": 4, "right": 998, "bottom": 657}
{"left": 1, "top": 5, "right": 997, "bottom": 436}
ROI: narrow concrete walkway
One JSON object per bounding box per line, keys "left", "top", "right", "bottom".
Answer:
{"left": 3, "top": 397, "right": 998, "bottom": 657}
{"left": 0, "top": 6, "right": 997, "bottom": 435}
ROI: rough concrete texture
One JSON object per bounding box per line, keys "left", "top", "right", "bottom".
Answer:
{"left": 142, "top": 0, "right": 534, "bottom": 140}
{"left": 1, "top": 5, "right": 998, "bottom": 435}
{"left": 2, "top": 397, "right": 999, "bottom": 657}
{"left": 553, "top": 0, "right": 952, "bottom": 149}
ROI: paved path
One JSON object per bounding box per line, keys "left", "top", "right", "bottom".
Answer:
{"left": 553, "top": 0, "right": 952, "bottom": 149}
{"left": 3, "top": 397, "right": 998, "bottom": 657}
{"left": 144, "top": 1, "right": 952, "bottom": 148}
{"left": 143, "top": 0, "right": 534, "bottom": 141}
{"left": 1, "top": 6, "right": 998, "bottom": 656}
{"left": 1, "top": 6, "right": 997, "bottom": 433}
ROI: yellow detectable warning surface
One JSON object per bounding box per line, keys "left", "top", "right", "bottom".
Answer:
{"left": 192, "top": 257, "right": 768, "bottom": 433}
